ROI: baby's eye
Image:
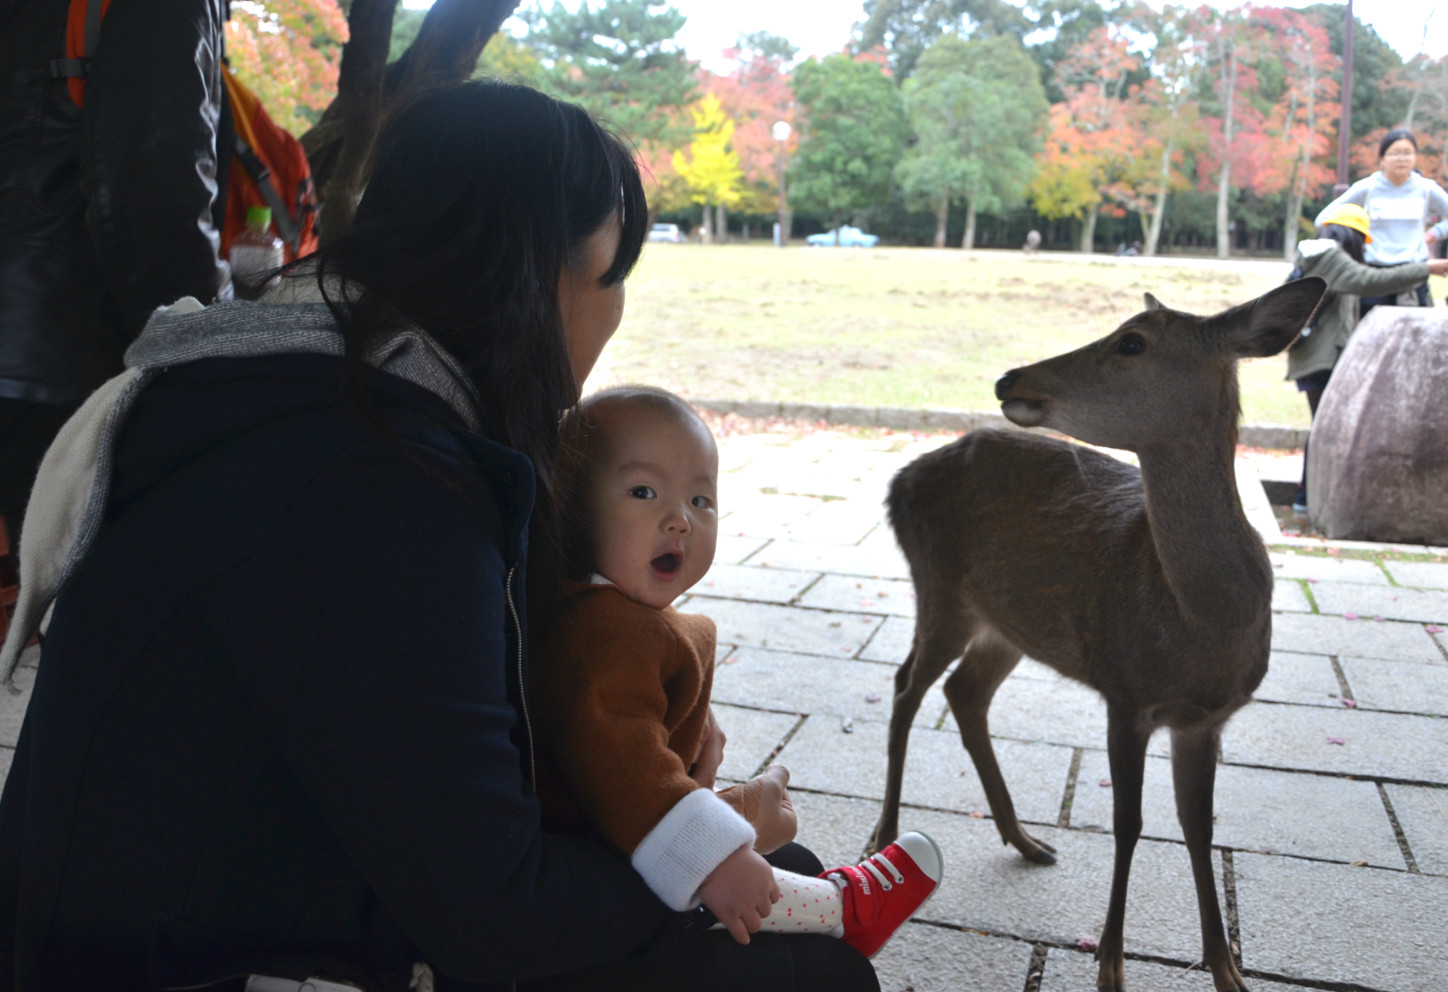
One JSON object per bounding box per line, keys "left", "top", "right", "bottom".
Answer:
{"left": 629, "top": 485, "right": 656, "bottom": 499}
{"left": 691, "top": 495, "right": 714, "bottom": 510}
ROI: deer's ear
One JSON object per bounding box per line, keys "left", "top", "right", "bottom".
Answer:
{"left": 1214, "top": 277, "right": 1328, "bottom": 358}
{"left": 1144, "top": 293, "right": 1164, "bottom": 310}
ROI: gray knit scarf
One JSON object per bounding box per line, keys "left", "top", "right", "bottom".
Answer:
{"left": 0, "top": 283, "right": 482, "bottom": 689}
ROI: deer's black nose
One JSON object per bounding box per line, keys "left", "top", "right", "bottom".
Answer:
{"left": 995, "top": 371, "right": 1021, "bottom": 400}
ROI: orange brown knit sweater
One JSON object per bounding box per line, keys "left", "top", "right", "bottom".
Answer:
{"left": 532, "top": 581, "right": 721, "bottom": 855}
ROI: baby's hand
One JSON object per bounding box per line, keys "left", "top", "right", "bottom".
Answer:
{"left": 698, "top": 845, "right": 779, "bottom": 944}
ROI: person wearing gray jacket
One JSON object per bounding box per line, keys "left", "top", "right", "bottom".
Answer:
{"left": 1285, "top": 203, "right": 1448, "bottom": 509}
{"left": 1313, "top": 128, "right": 1448, "bottom": 311}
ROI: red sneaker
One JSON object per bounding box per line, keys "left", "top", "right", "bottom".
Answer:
{"left": 820, "top": 830, "right": 944, "bottom": 958}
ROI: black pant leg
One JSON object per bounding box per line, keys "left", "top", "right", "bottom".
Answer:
{"left": 514, "top": 844, "right": 878, "bottom": 992}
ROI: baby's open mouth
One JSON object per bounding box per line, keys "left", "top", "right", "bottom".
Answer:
{"left": 651, "top": 553, "right": 681, "bottom": 575}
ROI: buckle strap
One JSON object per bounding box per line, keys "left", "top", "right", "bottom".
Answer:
{"left": 50, "top": 57, "right": 89, "bottom": 78}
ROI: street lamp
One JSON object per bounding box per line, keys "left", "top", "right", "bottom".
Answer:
{"left": 772, "top": 120, "right": 792, "bottom": 247}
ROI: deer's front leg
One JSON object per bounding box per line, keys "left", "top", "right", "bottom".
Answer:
{"left": 1096, "top": 709, "right": 1150, "bottom": 992}
{"left": 1172, "top": 725, "right": 1250, "bottom": 992}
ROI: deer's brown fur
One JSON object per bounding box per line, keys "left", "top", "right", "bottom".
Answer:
{"left": 871, "top": 278, "right": 1326, "bottom": 992}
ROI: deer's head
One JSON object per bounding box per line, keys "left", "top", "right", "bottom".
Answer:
{"left": 995, "top": 278, "right": 1326, "bottom": 452}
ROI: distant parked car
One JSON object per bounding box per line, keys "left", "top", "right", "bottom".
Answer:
{"left": 648, "top": 222, "right": 685, "bottom": 244}
{"left": 806, "top": 225, "right": 879, "bottom": 247}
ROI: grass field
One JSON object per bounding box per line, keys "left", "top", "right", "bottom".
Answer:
{"left": 589, "top": 243, "right": 1447, "bottom": 429}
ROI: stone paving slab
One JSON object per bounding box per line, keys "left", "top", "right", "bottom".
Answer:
{"left": 1270, "top": 612, "right": 1444, "bottom": 663}
{"left": 787, "top": 790, "right": 1218, "bottom": 965}
{"left": 1269, "top": 552, "right": 1390, "bottom": 585}
{"left": 712, "top": 646, "right": 947, "bottom": 730}
{"left": 871, "top": 923, "right": 1035, "bottom": 992}
{"left": 0, "top": 747, "right": 12, "bottom": 781}
{"left": 796, "top": 573, "right": 916, "bottom": 617}
{"left": 1252, "top": 650, "right": 1345, "bottom": 707}
{"left": 1271, "top": 578, "right": 1312, "bottom": 613}
{"left": 1038, "top": 947, "right": 1308, "bottom": 992}
{"left": 1070, "top": 751, "right": 1405, "bottom": 867}
{"left": 1340, "top": 655, "right": 1448, "bottom": 717}
{"left": 1222, "top": 701, "right": 1448, "bottom": 783}
{"left": 1384, "top": 560, "right": 1448, "bottom": 590}
{"left": 697, "top": 562, "right": 821, "bottom": 604}
{"left": 939, "top": 673, "right": 1119, "bottom": 755}
{"left": 718, "top": 491, "right": 824, "bottom": 540}
{"left": 1311, "top": 582, "right": 1448, "bottom": 625}
{"left": 1383, "top": 784, "right": 1448, "bottom": 876}
{"left": 710, "top": 703, "right": 801, "bottom": 781}
{"left": 683, "top": 597, "right": 884, "bottom": 658}
{"left": 778, "top": 715, "right": 1071, "bottom": 826}
{"left": 728, "top": 496, "right": 885, "bottom": 546}
{"left": 1235, "top": 851, "right": 1448, "bottom": 992}
{"left": 713, "top": 534, "right": 770, "bottom": 565}
{"left": 859, "top": 614, "right": 916, "bottom": 664}
{"left": 740, "top": 537, "right": 911, "bottom": 580}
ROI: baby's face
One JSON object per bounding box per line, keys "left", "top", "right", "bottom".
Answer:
{"left": 587, "top": 410, "right": 719, "bottom": 610}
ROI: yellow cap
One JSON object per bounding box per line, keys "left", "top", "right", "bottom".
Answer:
{"left": 1318, "top": 203, "right": 1373, "bottom": 243}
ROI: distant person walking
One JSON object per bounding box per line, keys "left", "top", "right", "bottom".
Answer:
{"left": 1286, "top": 204, "right": 1448, "bottom": 509}
{"left": 1023, "top": 230, "right": 1041, "bottom": 254}
{"left": 1314, "top": 129, "right": 1448, "bottom": 314}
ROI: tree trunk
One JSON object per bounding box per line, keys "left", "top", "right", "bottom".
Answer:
{"left": 961, "top": 199, "right": 977, "bottom": 250}
{"left": 933, "top": 195, "right": 948, "bottom": 248}
{"left": 1079, "top": 207, "right": 1098, "bottom": 253}
{"left": 700, "top": 203, "right": 713, "bottom": 244}
{"left": 716, "top": 203, "right": 727, "bottom": 243}
{"left": 1284, "top": 160, "right": 1305, "bottom": 261}
{"left": 302, "top": 0, "right": 521, "bottom": 243}
{"left": 1285, "top": 57, "right": 1317, "bottom": 261}
{"left": 833, "top": 211, "right": 842, "bottom": 246}
{"left": 1215, "top": 47, "right": 1238, "bottom": 260}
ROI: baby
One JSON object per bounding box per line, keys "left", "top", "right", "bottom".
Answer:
{"left": 531, "top": 384, "right": 942, "bottom": 957}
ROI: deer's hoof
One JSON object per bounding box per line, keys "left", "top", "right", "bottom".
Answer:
{"left": 1025, "top": 844, "right": 1057, "bottom": 865}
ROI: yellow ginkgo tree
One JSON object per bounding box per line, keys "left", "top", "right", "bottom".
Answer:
{"left": 672, "top": 94, "right": 744, "bottom": 243}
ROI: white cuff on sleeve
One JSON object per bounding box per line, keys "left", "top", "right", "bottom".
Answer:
{"left": 630, "top": 788, "right": 756, "bottom": 911}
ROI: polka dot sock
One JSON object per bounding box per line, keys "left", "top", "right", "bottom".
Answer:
{"left": 759, "top": 869, "right": 844, "bottom": 936}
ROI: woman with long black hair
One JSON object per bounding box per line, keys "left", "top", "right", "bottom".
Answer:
{"left": 0, "top": 82, "right": 879, "bottom": 992}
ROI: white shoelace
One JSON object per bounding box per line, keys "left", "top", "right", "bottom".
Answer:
{"left": 830, "top": 851, "right": 907, "bottom": 893}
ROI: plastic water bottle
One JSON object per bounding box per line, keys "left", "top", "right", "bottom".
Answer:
{"left": 229, "top": 205, "right": 285, "bottom": 297}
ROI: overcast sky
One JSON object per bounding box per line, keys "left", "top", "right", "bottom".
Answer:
{"left": 472, "top": 0, "right": 1444, "bottom": 72}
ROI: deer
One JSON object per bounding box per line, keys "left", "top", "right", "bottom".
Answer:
{"left": 870, "top": 277, "right": 1327, "bottom": 992}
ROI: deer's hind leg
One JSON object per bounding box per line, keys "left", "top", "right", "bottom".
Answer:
{"left": 942, "top": 631, "right": 1056, "bottom": 864}
{"left": 869, "top": 602, "right": 975, "bottom": 854}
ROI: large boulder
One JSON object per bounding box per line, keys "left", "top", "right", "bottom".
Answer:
{"left": 1307, "top": 306, "right": 1448, "bottom": 545}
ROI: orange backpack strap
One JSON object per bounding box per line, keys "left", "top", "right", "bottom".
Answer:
{"left": 220, "top": 65, "right": 302, "bottom": 253}
{"left": 51, "top": 0, "right": 112, "bottom": 106}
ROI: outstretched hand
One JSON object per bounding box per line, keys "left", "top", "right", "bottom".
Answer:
{"left": 1427, "top": 257, "right": 1448, "bottom": 278}
{"left": 698, "top": 844, "right": 780, "bottom": 944}
{"left": 715, "top": 763, "right": 798, "bottom": 854}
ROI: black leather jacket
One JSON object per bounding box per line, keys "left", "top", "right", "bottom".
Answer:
{"left": 0, "top": 0, "right": 232, "bottom": 406}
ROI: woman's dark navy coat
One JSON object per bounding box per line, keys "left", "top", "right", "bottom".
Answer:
{"left": 0, "top": 354, "right": 677, "bottom": 990}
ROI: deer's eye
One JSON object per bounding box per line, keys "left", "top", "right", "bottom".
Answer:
{"left": 1117, "top": 333, "right": 1146, "bottom": 356}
